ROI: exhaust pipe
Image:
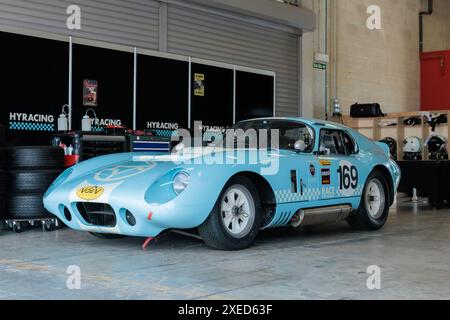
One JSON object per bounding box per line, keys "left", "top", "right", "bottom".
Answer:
{"left": 290, "top": 205, "right": 353, "bottom": 228}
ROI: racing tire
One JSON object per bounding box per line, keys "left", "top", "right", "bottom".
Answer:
{"left": 198, "top": 176, "right": 262, "bottom": 251}
{"left": 347, "top": 171, "right": 390, "bottom": 231}
{"left": 6, "top": 193, "right": 53, "bottom": 220}
{"left": 6, "top": 146, "right": 65, "bottom": 170}
{"left": 89, "top": 232, "right": 127, "bottom": 240}
{"left": 7, "top": 170, "right": 62, "bottom": 194}
{"left": 0, "top": 148, "right": 5, "bottom": 169}
{"left": 0, "top": 170, "right": 6, "bottom": 195}
{"left": 0, "top": 196, "right": 5, "bottom": 219}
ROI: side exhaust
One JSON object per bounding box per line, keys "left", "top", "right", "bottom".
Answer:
{"left": 290, "top": 205, "right": 353, "bottom": 228}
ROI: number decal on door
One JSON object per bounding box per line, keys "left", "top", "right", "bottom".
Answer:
{"left": 337, "top": 161, "right": 358, "bottom": 194}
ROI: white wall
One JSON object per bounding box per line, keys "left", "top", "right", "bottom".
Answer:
{"left": 302, "top": 0, "right": 450, "bottom": 118}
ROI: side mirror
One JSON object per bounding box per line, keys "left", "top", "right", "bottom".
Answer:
{"left": 294, "top": 140, "right": 306, "bottom": 153}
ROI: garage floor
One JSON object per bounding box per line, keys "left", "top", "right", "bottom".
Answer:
{"left": 1, "top": 198, "right": 450, "bottom": 300}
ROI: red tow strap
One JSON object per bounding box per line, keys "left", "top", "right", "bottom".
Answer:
{"left": 142, "top": 237, "right": 154, "bottom": 250}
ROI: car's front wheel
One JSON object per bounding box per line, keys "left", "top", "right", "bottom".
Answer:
{"left": 347, "top": 171, "right": 390, "bottom": 230}
{"left": 198, "top": 176, "right": 262, "bottom": 250}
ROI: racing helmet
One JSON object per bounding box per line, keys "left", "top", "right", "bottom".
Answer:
{"left": 426, "top": 135, "right": 448, "bottom": 160}
{"left": 403, "top": 136, "right": 422, "bottom": 153}
{"left": 379, "top": 137, "right": 397, "bottom": 160}
{"left": 426, "top": 135, "right": 447, "bottom": 153}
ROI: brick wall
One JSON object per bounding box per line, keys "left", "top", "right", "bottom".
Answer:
{"left": 335, "top": 0, "right": 421, "bottom": 115}
{"left": 302, "top": 0, "right": 450, "bottom": 118}
{"left": 423, "top": 0, "right": 450, "bottom": 52}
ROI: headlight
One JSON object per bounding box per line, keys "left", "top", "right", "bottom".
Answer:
{"left": 173, "top": 172, "right": 190, "bottom": 195}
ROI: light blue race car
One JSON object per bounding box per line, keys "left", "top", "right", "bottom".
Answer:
{"left": 44, "top": 118, "right": 401, "bottom": 250}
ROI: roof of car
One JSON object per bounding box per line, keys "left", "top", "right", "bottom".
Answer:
{"left": 240, "top": 117, "right": 349, "bottom": 130}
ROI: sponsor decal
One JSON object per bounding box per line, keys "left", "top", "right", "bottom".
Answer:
{"left": 321, "top": 168, "right": 331, "bottom": 185}
{"left": 9, "top": 112, "right": 56, "bottom": 132}
{"left": 76, "top": 186, "right": 104, "bottom": 201}
{"left": 309, "top": 164, "right": 316, "bottom": 177}
{"left": 147, "top": 122, "right": 179, "bottom": 130}
{"left": 321, "top": 187, "right": 335, "bottom": 197}
{"left": 91, "top": 118, "right": 121, "bottom": 127}
{"left": 319, "top": 159, "right": 331, "bottom": 166}
{"left": 9, "top": 112, "right": 54, "bottom": 123}
{"left": 94, "top": 162, "right": 157, "bottom": 182}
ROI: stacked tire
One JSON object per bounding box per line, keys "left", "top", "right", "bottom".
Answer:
{"left": 0, "top": 148, "right": 6, "bottom": 226}
{"left": 5, "top": 146, "right": 65, "bottom": 232}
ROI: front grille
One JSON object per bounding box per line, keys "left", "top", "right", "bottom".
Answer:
{"left": 76, "top": 202, "right": 116, "bottom": 227}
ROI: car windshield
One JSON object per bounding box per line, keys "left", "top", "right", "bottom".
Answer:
{"left": 212, "top": 119, "right": 315, "bottom": 152}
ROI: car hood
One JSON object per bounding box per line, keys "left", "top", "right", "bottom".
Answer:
{"left": 53, "top": 147, "right": 288, "bottom": 196}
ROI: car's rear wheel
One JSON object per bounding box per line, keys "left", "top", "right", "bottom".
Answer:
{"left": 347, "top": 171, "right": 390, "bottom": 230}
{"left": 198, "top": 176, "right": 262, "bottom": 250}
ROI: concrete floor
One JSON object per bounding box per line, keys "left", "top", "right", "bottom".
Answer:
{"left": 1, "top": 198, "right": 450, "bottom": 300}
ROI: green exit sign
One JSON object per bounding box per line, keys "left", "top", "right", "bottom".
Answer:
{"left": 313, "top": 62, "right": 327, "bottom": 70}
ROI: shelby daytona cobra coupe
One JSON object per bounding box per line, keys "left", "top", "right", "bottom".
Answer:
{"left": 44, "top": 118, "right": 400, "bottom": 250}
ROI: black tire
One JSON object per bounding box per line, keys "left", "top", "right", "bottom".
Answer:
{"left": 0, "top": 170, "right": 6, "bottom": 195}
{"left": 347, "top": 171, "right": 391, "bottom": 231}
{"left": 6, "top": 146, "right": 65, "bottom": 170}
{"left": 0, "top": 148, "right": 5, "bottom": 169}
{"left": 0, "top": 196, "right": 5, "bottom": 219}
{"left": 7, "top": 169, "right": 62, "bottom": 194}
{"left": 89, "top": 232, "right": 126, "bottom": 239}
{"left": 198, "top": 176, "right": 262, "bottom": 250}
{"left": 6, "top": 193, "right": 53, "bottom": 220}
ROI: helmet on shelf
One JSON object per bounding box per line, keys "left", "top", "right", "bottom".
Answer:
{"left": 379, "top": 137, "right": 397, "bottom": 160}
{"left": 403, "top": 136, "right": 422, "bottom": 160}
{"left": 426, "top": 135, "right": 448, "bottom": 160}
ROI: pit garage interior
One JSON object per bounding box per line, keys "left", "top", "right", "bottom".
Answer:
{"left": 1, "top": 0, "right": 450, "bottom": 300}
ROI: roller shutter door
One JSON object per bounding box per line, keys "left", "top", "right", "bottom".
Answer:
{"left": 167, "top": 4, "right": 300, "bottom": 117}
{"left": 0, "top": 0, "right": 160, "bottom": 49}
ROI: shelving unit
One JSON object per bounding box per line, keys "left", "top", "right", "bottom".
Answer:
{"left": 342, "top": 110, "right": 450, "bottom": 160}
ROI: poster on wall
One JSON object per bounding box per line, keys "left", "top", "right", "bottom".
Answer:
{"left": 194, "top": 73, "right": 205, "bottom": 97}
{"left": 83, "top": 79, "right": 98, "bottom": 107}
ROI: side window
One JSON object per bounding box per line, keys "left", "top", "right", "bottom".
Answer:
{"left": 276, "top": 122, "right": 314, "bottom": 153}
{"left": 342, "top": 132, "right": 358, "bottom": 155}
{"left": 319, "top": 130, "right": 347, "bottom": 156}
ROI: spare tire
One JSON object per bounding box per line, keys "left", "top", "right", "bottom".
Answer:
{"left": 7, "top": 170, "right": 62, "bottom": 194}
{"left": 6, "top": 193, "right": 53, "bottom": 220}
{"left": 7, "top": 146, "right": 64, "bottom": 170}
{"left": 0, "top": 170, "right": 6, "bottom": 195}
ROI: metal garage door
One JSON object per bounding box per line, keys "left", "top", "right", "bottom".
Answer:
{"left": 0, "top": 0, "right": 160, "bottom": 49}
{"left": 167, "top": 4, "right": 300, "bottom": 117}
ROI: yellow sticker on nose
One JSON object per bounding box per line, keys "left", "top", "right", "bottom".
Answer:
{"left": 76, "top": 186, "right": 104, "bottom": 201}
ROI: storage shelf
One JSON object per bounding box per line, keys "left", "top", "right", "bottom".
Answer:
{"left": 343, "top": 110, "right": 450, "bottom": 161}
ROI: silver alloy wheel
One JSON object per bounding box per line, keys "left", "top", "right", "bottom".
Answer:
{"left": 365, "top": 178, "right": 386, "bottom": 219}
{"left": 220, "top": 185, "right": 255, "bottom": 239}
